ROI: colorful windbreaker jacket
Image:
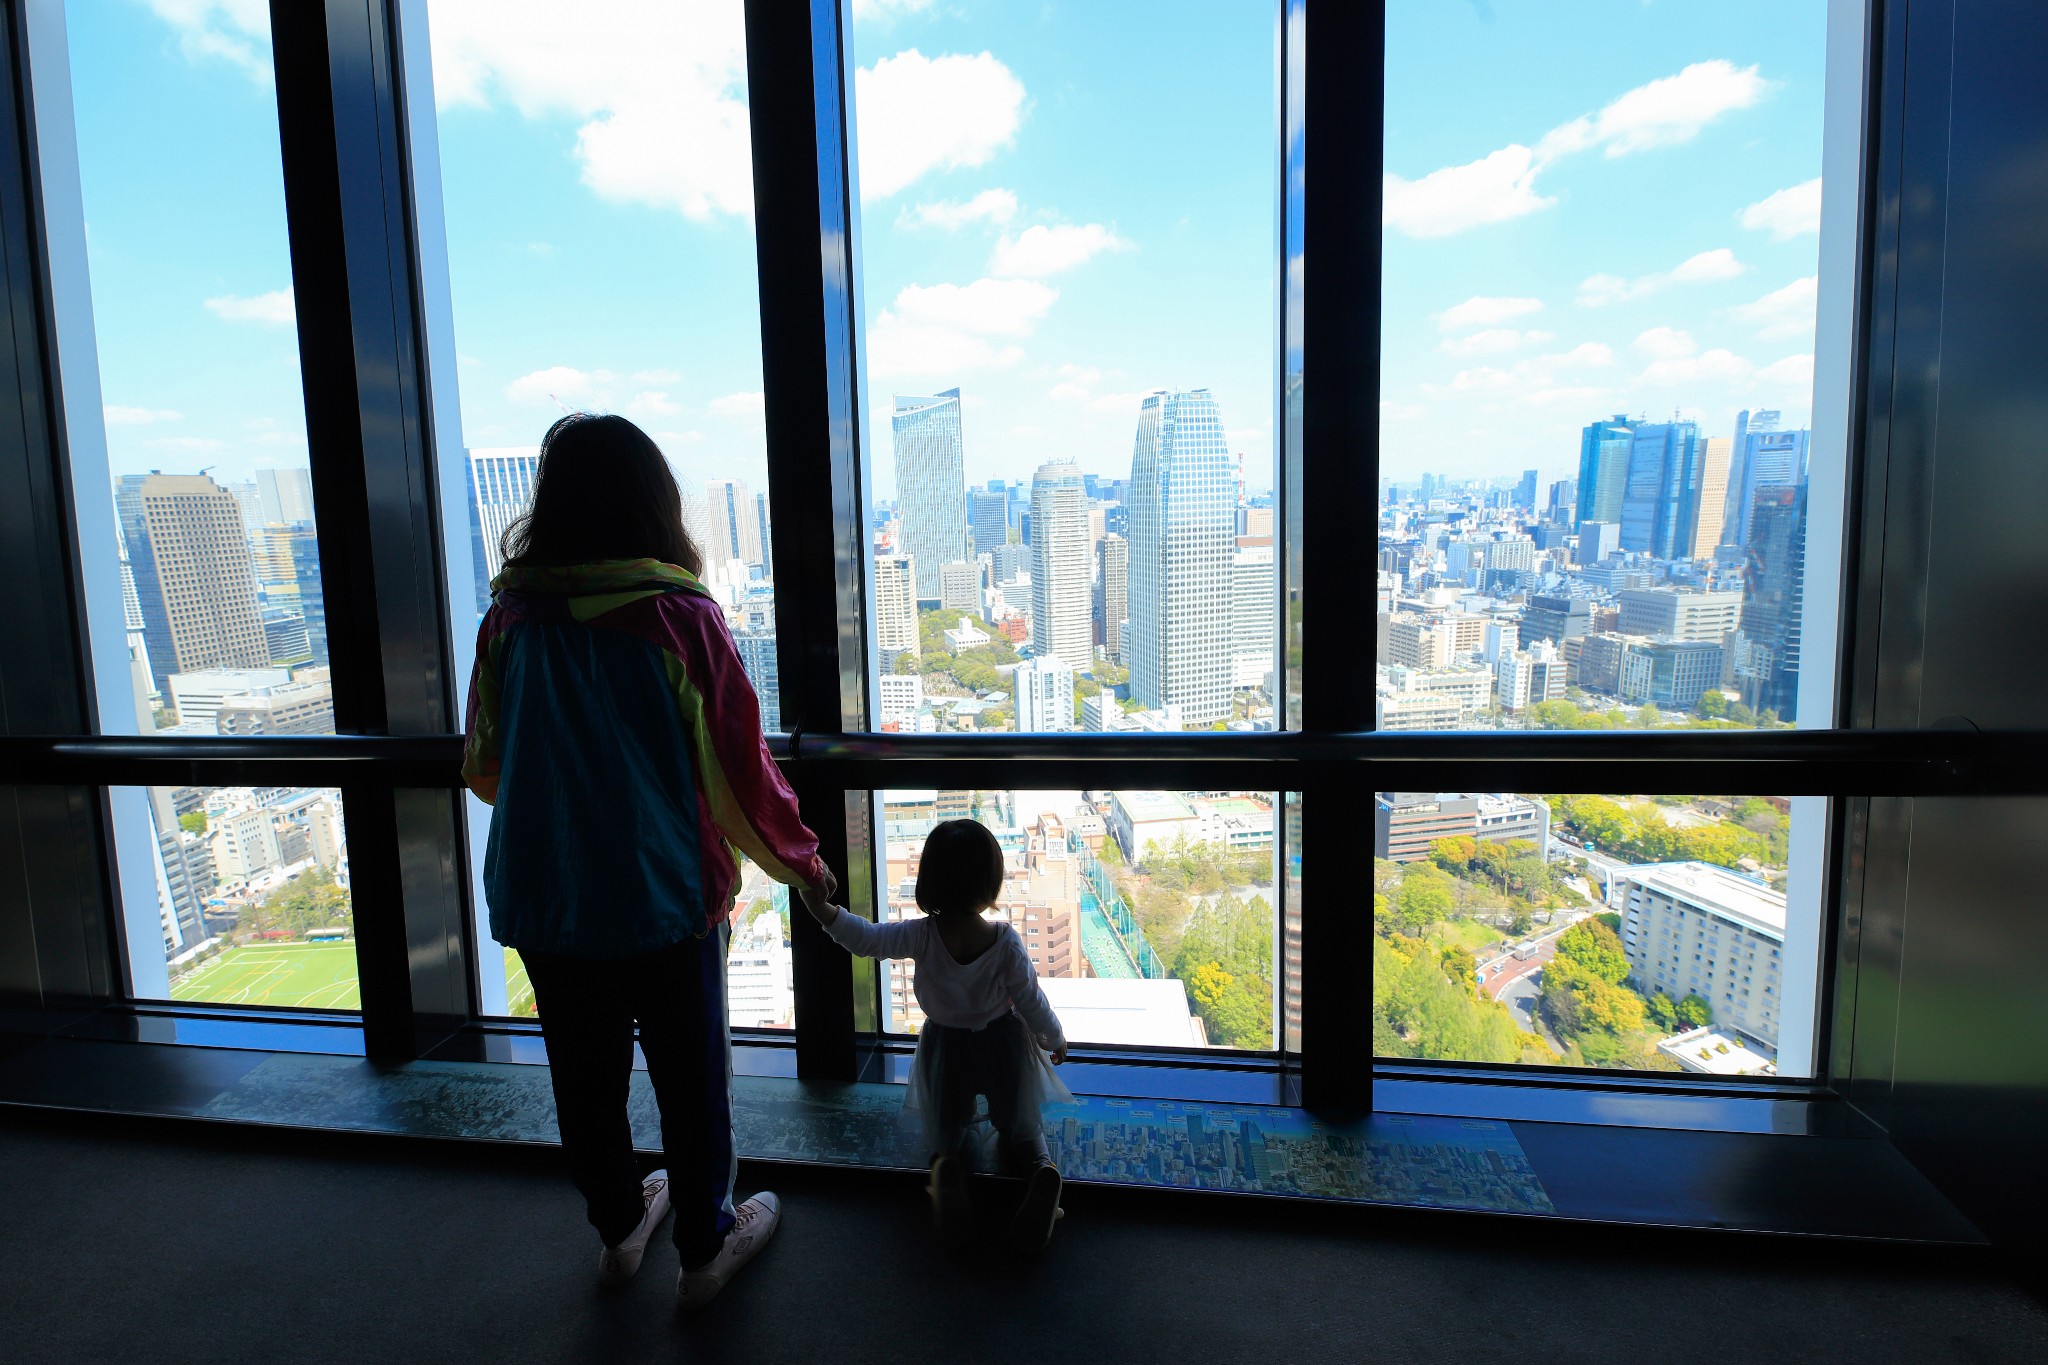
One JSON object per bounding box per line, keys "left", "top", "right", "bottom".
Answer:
{"left": 462, "top": 559, "right": 822, "bottom": 959}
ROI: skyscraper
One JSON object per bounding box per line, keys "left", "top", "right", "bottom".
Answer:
{"left": 969, "top": 488, "right": 1010, "bottom": 558}
{"left": 705, "top": 478, "right": 764, "bottom": 567}
{"left": 1732, "top": 423, "right": 1812, "bottom": 550}
{"left": 892, "top": 389, "right": 970, "bottom": 600}
{"left": 1689, "top": 438, "right": 1734, "bottom": 557}
{"left": 1230, "top": 542, "right": 1276, "bottom": 691}
{"left": 1740, "top": 485, "right": 1806, "bottom": 721}
{"left": 1096, "top": 532, "right": 1128, "bottom": 661}
{"left": 467, "top": 446, "right": 541, "bottom": 607}
{"left": 1127, "top": 389, "right": 1235, "bottom": 725}
{"left": 873, "top": 554, "right": 919, "bottom": 672}
{"left": 1575, "top": 416, "right": 1632, "bottom": 529}
{"left": 1515, "top": 469, "right": 1539, "bottom": 509}
{"left": 1029, "top": 461, "right": 1091, "bottom": 671}
{"left": 256, "top": 466, "right": 315, "bottom": 525}
{"left": 732, "top": 625, "right": 780, "bottom": 732}
{"left": 754, "top": 491, "right": 774, "bottom": 573}
{"left": 1619, "top": 419, "right": 1701, "bottom": 559}
{"left": 117, "top": 473, "right": 272, "bottom": 695}
{"left": 1014, "top": 654, "right": 1076, "bottom": 733}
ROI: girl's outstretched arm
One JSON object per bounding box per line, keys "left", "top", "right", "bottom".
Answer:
{"left": 818, "top": 904, "right": 923, "bottom": 960}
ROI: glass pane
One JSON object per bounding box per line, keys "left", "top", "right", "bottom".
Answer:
{"left": 410, "top": 0, "right": 788, "bottom": 1022}
{"left": 116, "top": 785, "right": 359, "bottom": 1010}
{"left": 1372, "top": 791, "right": 1820, "bottom": 1076}
{"left": 850, "top": 3, "right": 1280, "bottom": 733}
{"left": 875, "top": 790, "right": 1280, "bottom": 1052}
{"left": 55, "top": 7, "right": 353, "bottom": 1001}
{"left": 1377, "top": 2, "right": 1844, "bottom": 734}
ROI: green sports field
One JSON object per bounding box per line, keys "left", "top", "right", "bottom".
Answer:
{"left": 504, "top": 948, "right": 537, "bottom": 1017}
{"left": 170, "top": 942, "right": 361, "bottom": 1010}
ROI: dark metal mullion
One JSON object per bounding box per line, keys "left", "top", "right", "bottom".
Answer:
{"left": 744, "top": 0, "right": 868, "bottom": 1082}
{"left": 269, "top": 0, "right": 467, "bottom": 1055}
{"left": 1295, "top": 0, "right": 1385, "bottom": 1112}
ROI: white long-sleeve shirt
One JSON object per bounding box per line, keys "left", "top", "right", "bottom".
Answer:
{"left": 822, "top": 907, "right": 1066, "bottom": 1049}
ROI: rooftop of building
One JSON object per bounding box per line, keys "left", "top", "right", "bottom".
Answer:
{"left": 1114, "top": 791, "right": 1197, "bottom": 822}
{"left": 1038, "top": 977, "right": 1206, "bottom": 1048}
{"left": 1622, "top": 861, "right": 1787, "bottom": 936}
{"left": 1656, "top": 1026, "right": 1778, "bottom": 1077}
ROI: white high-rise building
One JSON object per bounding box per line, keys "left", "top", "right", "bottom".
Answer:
{"left": 1618, "top": 861, "right": 1788, "bottom": 1051}
{"left": 873, "top": 555, "right": 919, "bottom": 672}
{"left": 726, "top": 906, "right": 794, "bottom": 1028}
{"left": 1096, "top": 532, "right": 1128, "bottom": 662}
{"left": 705, "top": 479, "right": 764, "bottom": 567}
{"left": 1030, "top": 462, "right": 1091, "bottom": 672}
{"left": 878, "top": 672, "right": 925, "bottom": 724}
{"left": 256, "top": 466, "right": 315, "bottom": 525}
{"left": 1229, "top": 542, "right": 1275, "bottom": 691}
{"left": 467, "top": 447, "right": 541, "bottom": 588}
{"left": 1126, "top": 390, "right": 1235, "bottom": 725}
{"left": 892, "top": 389, "right": 970, "bottom": 600}
{"left": 1014, "top": 655, "right": 1076, "bottom": 733}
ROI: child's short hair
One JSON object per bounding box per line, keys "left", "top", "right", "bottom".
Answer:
{"left": 914, "top": 819, "right": 1006, "bottom": 915}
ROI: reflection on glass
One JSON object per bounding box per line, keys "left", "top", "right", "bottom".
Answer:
{"left": 879, "top": 790, "right": 1279, "bottom": 1052}
{"left": 413, "top": 0, "right": 786, "bottom": 1019}
{"left": 850, "top": 3, "right": 1280, "bottom": 734}
{"left": 1377, "top": 2, "right": 1832, "bottom": 734}
{"left": 60, "top": 8, "right": 352, "bottom": 1002}
{"left": 1373, "top": 790, "right": 1805, "bottom": 1076}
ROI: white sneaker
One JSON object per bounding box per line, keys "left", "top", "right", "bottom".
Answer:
{"left": 596, "top": 1169, "right": 671, "bottom": 1285}
{"left": 676, "top": 1192, "right": 780, "bottom": 1311}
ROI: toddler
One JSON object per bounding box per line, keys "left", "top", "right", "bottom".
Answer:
{"left": 802, "top": 819, "right": 1069, "bottom": 1248}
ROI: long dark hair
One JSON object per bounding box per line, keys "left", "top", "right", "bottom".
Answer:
{"left": 500, "top": 413, "right": 704, "bottom": 575}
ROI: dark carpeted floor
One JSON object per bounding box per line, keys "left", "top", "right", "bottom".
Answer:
{"left": 2, "top": 1112, "right": 2043, "bottom": 1365}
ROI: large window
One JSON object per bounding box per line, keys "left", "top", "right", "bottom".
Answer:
{"left": 849, "top": 1, "right": 1281, "bottom": 736}
{"left": 1370, "top": 1, "right": 1851, "bottom": 1075}
{"left": 409, "top": 0, "right": 788, "bottom": 1022}
{"left": 53, "top": 4, "right": 352, "bottom": 1004}
{"left": 876, "top": 789, "right": 1282, "bottom": 1052}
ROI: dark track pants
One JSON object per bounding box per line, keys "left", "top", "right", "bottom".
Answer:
{"left": 524, "top": 929, "right": 735, "bottom": 1269}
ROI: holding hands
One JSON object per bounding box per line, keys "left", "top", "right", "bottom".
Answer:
{"left": 798, "top": 865, "right": 840, "bottom": 924}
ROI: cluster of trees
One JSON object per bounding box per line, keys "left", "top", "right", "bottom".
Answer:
{"left": 1552, "top": 794, "right": 1783, "bottom": 872}
{"left": 1140, "top": 831, "right": 1270, "bottom": 896}
{"left": 1425, "top": 836, "right": 1557, "bottom": 905}
{"left": 1375, "top": 937, "right": 1552, "bottom": 1065}
{"left": 237, "top": 865, "right": 350, "bottom": 940}
{"left": 1524, "top": 696, "right": 1788, "bottom": 732}
{"left": 1170, "top": 891, "right": 1274, "bottom": 1050}
{"left": 1535, "top": 918, "right": 1676, "bottom": 1069}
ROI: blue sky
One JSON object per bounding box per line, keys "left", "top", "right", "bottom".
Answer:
{"left": 69, "top": 0, "right": 1827, "bottom": 507}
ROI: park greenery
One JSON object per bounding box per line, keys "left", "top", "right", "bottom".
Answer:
{"left": 1522, "top": 694, "right": 1790, "bottom": 732}
{"left": 178, "top": 810, "right": 208, "bottom": 836}
{"left": 1104, "top": 829, "right": 1276, "bottom": 1050}
{"left": 1549, "top": 793, "right": 1789, "bottom": 871}
{"left": 235, "top": 865, "right": 351, "bottom": 941}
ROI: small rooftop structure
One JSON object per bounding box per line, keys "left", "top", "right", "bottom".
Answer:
{"left": 1657, "top": 1026, "right": 1778, "bottom": 1077}
{"left": 1039, "top": 977, "right": 1207, "bottom": 1048}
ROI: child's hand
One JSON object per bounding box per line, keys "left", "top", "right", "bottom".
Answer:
{"left": 797, "top": 879, "right": 838, "bottom": 924}
{"left": 1047, "top": 1040, "right": 1068, "bottom": 1065}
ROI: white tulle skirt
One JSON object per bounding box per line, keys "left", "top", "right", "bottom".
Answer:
{"left": 905, "top": 1009, "right": 1073, "bottom": 1164}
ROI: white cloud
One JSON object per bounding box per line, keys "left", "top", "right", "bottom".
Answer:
{"left": 626, "top": 391, "right": 682, "bottom": 419}
{"left": 851, "top": 0, "right": 933, "bottom": 18}
{"left": 1436, "top": 296, "right": 1544, "bottom": 332}
{"left": 1726, "top": 275, "right": 1819, "bottom": 341}
{"left": 1087, "top": 391, "right": 1153, "bottom": 415}
{"left": 1740, "top": 178, "right": 1823, "bottom": 240}
{"left": 1380, "top": 400, "right": 1425, "bottom": 422}
{"left": 1386, "top": 61, "right": 1770, "bottom": 239}
{"left": 1423, "top": 342, "right": 1614, "bottom": 409}
{"left": 1439, "top": 328, "right": 1553, "bottom": 358}
{"left": 203, "top": 288, "right": 295, "bottom": 326}
{"left": 868, "top": 277, "right": 1055, "bottom": 378}
{"left": 1632, "top": 327, "right": 1699, "bottom": 360}
{"left": 1756, "top": 353, "right": 1816, "bottom": 390}
{"left": 1638, "top": 348, "right": 1754, "bottom": 388}
{"left": 429, "top": 0, "right": 753, "bottom": 221}
{"left": 103, "top": 405, "right": 183, "bottom": 426}
{"left": 1537, "top": 60, "right": 1772, "bottom": 162}
{"left": 708, "top": 391, "right": 765, "bottom": 416}
{"left": 141, "top": 1, "right": 272, "bottom": 85}
{"left": 1384, "top": 146, "right": 1551, "bottom": 239}
{"left": 901, "top": 188, "right": 1019, "bottom": 230}
{"left": 1578, "top": 248, "right": 1745, "bottom": 306}
{"left": 1049, "top": 382, "right": 1091, "bottom": 404}
{"left": 854, "top": 50, "right": 1026, "bottom": 202}
{"left": 505, "top": 365, "right": 612, "bottom": 407}
{"left": 145, "top": 436, "right": 226, "bottom": 451}
{"left": 631, "top": 368, "right": 683, "bottom": 385}
{"left": 1053, "top": 363, "right": 1103, "bottom": 385}
{"left": 988, "top": 223, "right": 1130, "bottom": 278}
